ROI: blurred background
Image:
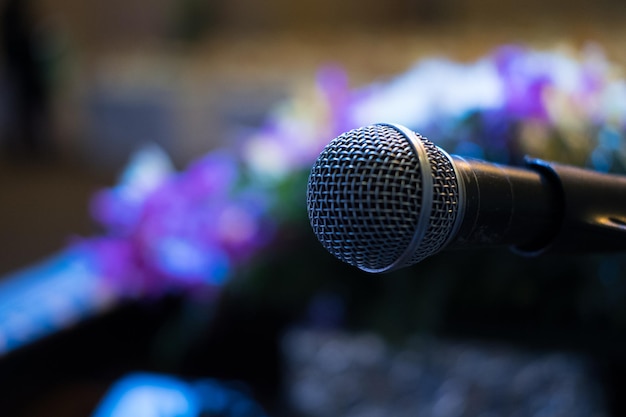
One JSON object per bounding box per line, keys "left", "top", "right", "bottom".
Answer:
{"left": 2, "top": 0, "right": 626, "bottom": 416}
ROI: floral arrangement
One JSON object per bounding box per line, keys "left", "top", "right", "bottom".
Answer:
{"left": 77, "top": 44, "right": 626, "bottom": 301}
{"left": 4, "top": 44, "right": 626, "bottom": 416}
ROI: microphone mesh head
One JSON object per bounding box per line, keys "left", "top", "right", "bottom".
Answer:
{"left": 306, "top": 124, "right": 460, "bottom": 272}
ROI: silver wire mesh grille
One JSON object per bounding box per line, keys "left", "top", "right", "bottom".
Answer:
{"left": 306, "top": 124, "right": 460, "bottom": 272}
{"left": 408, "top": 139, "right": 460, "bottom": 266}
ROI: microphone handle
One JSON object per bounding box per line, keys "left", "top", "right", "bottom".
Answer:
{"left": 450, "top": 156, "right": 626, "bottom": 255}
{"left": 451, "top": 156, "right": 561, "bottom": 253}
{"left": 528, "top": 158, "right": 626, "bottom": 253}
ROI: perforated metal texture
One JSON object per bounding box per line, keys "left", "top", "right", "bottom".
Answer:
{"left": 407, "top": 139, "right": 460, "bottom": 266}
{"left": 306, "top": 124, "right": 460, "bottom": 272}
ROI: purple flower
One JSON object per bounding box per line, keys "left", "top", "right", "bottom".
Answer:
{"left": 90, "top": 144, "right": 174, "bottom": 236}
{"left": 316, "top": 64, "right": 355, "bottom": 136}
{"left": 178, "top": 150, "right": 239, "bottom": 200}
{"left": 83, "top": 143, "right": 276, "bottom": 297}
{"left": 74, "top": 237, "right": 146, "bottom": 297}
{"left": 494, "top": 46, "right": 552, "bottom": 121}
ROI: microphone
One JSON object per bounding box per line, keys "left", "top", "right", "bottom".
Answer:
{"left": 306, "top": 123, "right": 626, "bottom": 273}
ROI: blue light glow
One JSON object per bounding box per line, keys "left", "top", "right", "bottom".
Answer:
{"left": 91, "top": 374, "right": 200, "bottom": 417}
{"left": 92, "top": 373, "right": 269, "bottom": 417}
{"left": 0, "top": 248, "right": 114, "bottom": 355}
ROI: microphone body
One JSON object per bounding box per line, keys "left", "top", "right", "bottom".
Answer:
{"left": 449, "top": 156, "right": 559, "bottom": 252}
{"left": 306, "top": 123, "right": 626, "bottom": 273}
{"left": 449, "top": 156, "right": 626, "bottom": 253}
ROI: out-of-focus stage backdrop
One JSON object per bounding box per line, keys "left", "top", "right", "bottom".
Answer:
{"left": 2, "top": 0, "right": 626, "bottom": 416}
